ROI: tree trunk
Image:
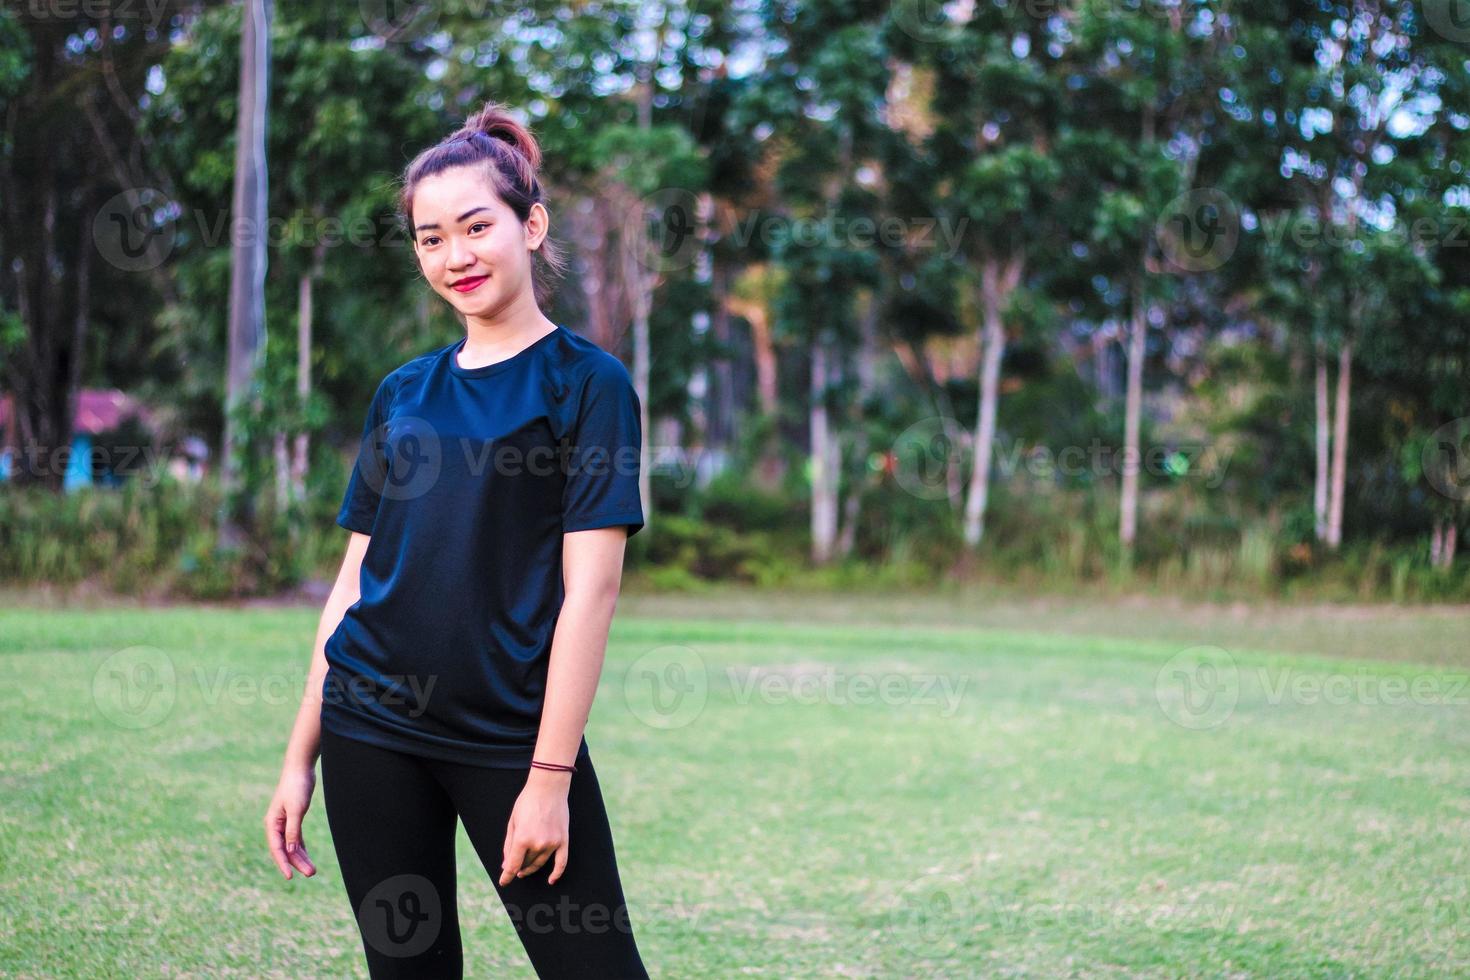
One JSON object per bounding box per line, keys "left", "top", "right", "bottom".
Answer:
{"left": 290, "top": 252, "right": 316, "bottom": 503}
{"left": 962, "top": 255, "right": 1021, "bottom": 547}
{"left": 273, "top": 255, "right": 316, "bottom": 512}
{"left": 739, "top": 295, "right": 779, "bottom": 417}
{"left": 292, "top": 242, "right": 324, "bottom": 504}
{"left": 728, "top": 283, "right": 782, "bottom": 491}
{"left": 1119, "top": 278, "right": 1148, "bottom": 552}
{"left": 1325, "top": 339, "right": 1351, "bottom": 550}
{"left": 707, "top": 233, "right": 736, "bottom": 454}
{"left": 1314, "top": 344, "right": 1330, "bottom": 542}
{"left": 576, "top": 199, "right": 618, "bottom": 352}
{"left": 810, "top": 335, "right": 839, "bottom": 563}
{"left": 221, "top": 0, "right": 272, "bottom": 544}
{"left": 1429, "top": 519, "right": 1458, "bottom": 570}
{"left": 2, "top": 33, "right": 81, "bottom": 493}
{"left": 67, "top": 205, "right": 92, "bottom": 486}
{"left": 631, "top": 63, "right": 655, "bottom": 531}
{"left": 616, "top": 197, "right": 653, "bottom": 532}
{"left": 836, "top": 284, "right": 882, "bottom": 558}
{"left": 632, "top": 284, "right": 651, "bottom": 532}
{"left": 273, "top": 430, "right": 289, "bottom": 512}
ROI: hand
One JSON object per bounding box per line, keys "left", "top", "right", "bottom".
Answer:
{"left": 264, "top": 766, "right": 318, "bottom": 880}
{"left": 498, "top": 772, "right": 572, "bottom": 886}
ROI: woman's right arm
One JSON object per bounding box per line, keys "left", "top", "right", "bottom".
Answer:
{"left": 263, "top": 530, "right": 372, "bottom": 880}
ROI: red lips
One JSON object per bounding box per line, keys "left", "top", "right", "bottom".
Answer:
{"left": 450, "top": 275, "right": 488, "bottom": 293}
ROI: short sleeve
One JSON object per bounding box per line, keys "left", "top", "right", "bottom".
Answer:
{"left": 336, "top": 375, "right": 394, "bottom": 534}
{"left": 561, "top": 355, "right": 645, "bottom": 538}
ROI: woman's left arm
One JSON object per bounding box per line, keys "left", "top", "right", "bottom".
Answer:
{"left": 499, "top": 525, "right": 630, "bottom": 887}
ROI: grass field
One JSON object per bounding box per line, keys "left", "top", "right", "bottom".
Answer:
{"left": 1, "top": 586, "right": 1466, "bottom": 977}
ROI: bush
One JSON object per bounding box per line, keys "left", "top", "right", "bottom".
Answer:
{"left": 0, "top": 472, "right": 340, "bottom": 599}
{"left": 639, "top": 513, "right": 792, "bottom": 583}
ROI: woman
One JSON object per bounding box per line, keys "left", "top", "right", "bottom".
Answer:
{"left": 263, "top": 100, "right": 650, "bottom": 979}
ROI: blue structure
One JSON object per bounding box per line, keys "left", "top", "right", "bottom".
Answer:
{"left": 64, "top": 433, "right": 94, "bottom": 492}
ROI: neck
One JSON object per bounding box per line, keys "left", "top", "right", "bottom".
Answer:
{"left": 461, "top": 290, "right": 557, "bottom": 353}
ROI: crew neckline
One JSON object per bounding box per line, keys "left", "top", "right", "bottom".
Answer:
{"left": 448, "top": 325, "right": 563, "bottom": 378}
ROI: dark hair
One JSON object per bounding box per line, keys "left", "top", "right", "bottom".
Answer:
{"left": 399, "top": 100, "right": 568, "bottom": 308}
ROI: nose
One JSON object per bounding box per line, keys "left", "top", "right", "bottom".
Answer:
{"left": 446, "top": 236, "right": 477, "bottom": 273}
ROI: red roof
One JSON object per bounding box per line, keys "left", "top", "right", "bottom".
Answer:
{"left": 0, "top": 389, "right": 158, "bottom": 442}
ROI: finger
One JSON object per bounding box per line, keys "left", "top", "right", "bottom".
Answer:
{"left": 547, "top": 844, "right": 568, "bottom": 886}
{"left": 290, "top": 844, "right": 316, "bottom": 876}
{"left": 500, "top": 828, "right": 525, "bottom": 887}
{"left": 264, "top": 807, "right": 291, "bottom": 879}
{"left": 500, "top": 845, "right": 527, "bottom": 887}
{"left": 518, "top": 847, "right": 552, "bottom": 878}
{"left": 283, "top": 809, "right": 316, "bottom": 877}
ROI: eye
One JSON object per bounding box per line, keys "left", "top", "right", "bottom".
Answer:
{"left": 420, "top": 235, "right": 441, "bottom": 247}
{"left": 469, "top": 221, "right": 491, "bottom": 233}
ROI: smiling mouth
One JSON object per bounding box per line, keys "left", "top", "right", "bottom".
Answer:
{"left": 450, "top": 275, "right": 489, "bottom": 293}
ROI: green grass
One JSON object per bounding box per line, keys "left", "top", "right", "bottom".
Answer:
{"left": 1, "top": 589, "right": 1467, "bottom": 977}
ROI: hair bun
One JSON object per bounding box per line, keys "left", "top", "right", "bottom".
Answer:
{"left": 459, "top": 101, "right": 542, "bottom": 171}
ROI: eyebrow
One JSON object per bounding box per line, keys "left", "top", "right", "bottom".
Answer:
{"left": 414, "top": 206, "right": 494, "bottom": 233}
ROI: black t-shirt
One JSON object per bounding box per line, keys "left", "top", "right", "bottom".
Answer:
{"left": 321, "top": 324, "right": 644, "bottom": 768}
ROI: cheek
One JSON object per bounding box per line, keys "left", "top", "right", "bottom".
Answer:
{"left": 486, "top": 226, "right": 529, "bottom": 266}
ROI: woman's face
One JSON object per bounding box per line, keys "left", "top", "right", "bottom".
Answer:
{"left": 410, "top": 166, "right": 547, "bottom": 317}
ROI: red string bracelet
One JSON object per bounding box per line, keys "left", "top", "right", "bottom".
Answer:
{"left": 530, "top": 759, "right": 577, "bottom": 773}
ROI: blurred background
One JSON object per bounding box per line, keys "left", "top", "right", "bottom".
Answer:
{"left": 4, "top": 3, "right": 1470, "bottom": 977}
{"left": 3, "top": 0, "right": 1468, "bottom": 603}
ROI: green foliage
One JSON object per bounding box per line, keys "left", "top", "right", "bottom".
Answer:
{"left": 638, "top": 513, "right": 787, "bottom": 584}
{"left": 687, "top": 468, "right": 802, "bottom": 535}
{"left": 0, "top": 7, "right": 30, "bottom": 104}
{"left": 5, "top": 0, "right": 1470, "bottom": 609}
{"left": 0, "top": 473, "right": 346, "bottom": 600}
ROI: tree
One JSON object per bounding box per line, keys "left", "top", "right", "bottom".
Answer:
{"left": 220, "top": 0, "right": 271, "bottom": 544}
{"left": 745, "top": 0, "right": 894, "bottom": 563}
{"left": 0, "top": 1, "right": 207, "bottom": 492}
{"left": 1066, "top": 0, "right": 1235, "bottom": 558}
{"left": 144, "top": 0, "right": 442, "bottom": 528}
{"left": 1229, "top": 0, "right": 1470, "bottom": 550}
{"left": 887, "top": 6, "right": 1061, "bottom": 548}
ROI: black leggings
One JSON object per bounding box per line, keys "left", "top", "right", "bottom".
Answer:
{"left": 318, "top": 724, "right": 649, "bottom": 979}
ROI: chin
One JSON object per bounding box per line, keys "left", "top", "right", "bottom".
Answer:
{"left": 445, "top": 287, "right": 492, "bottom": 309}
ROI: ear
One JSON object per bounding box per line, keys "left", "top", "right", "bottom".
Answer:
{"left": 525, "top": 201, "right": 550, "bottom": 251}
